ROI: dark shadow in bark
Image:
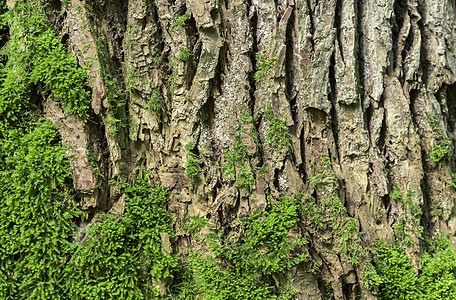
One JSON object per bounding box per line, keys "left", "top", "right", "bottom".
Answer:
{"left": 447, "top": 83, "right": 456, "bottom": 147}
{"left": 329, "top": 54, "right": 340, "bottom": 164}
{"left": 305, "top": 0, "right": 315, "bottom": 50}
{"left": 248, "top": 0, "right": 258, "bottom": 111}
{"left": 409, "top": 88, "right": 433, "bottom": 234}
{"left": 392, "top": 0, "right": 408, "bottom": 71}
{"left": 184, "top": 12, "right": 200, "bottom": 89}
{"left": 317, "top": 276, "right": 335, "bottom": 300}
{"left": 335, "top": 0, "right": 344, "bottom": 61}
{"left": 381, "top": 194, "right": 391, "bottom": 214}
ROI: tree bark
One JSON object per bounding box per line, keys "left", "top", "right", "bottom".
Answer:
{"left": 33, "top": 0, "right": 456, "bottom": 298}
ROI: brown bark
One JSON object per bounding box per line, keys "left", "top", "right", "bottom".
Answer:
{"left": 41, "top": 0, "right": 456, "bottom": 298}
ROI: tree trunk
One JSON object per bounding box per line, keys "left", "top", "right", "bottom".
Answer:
{"left": 3, "top": 0, "right": 456, "bottom": 298}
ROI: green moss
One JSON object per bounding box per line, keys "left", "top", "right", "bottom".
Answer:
{"left": 361, "top": 261, "right": 383, "bottom": 292}
{"left": 339, "top": 218, "right": 364, "bottom": 265}
{"left": 148, "top": 85, "right": 167, "bottom": 118}
{"left": 106, "top": 115, "right": 129, "bottom": 135}
{"left": 431, "top": 203, "right": 445, "bottom": 217}
{"left": 29, "top": 29, "right": 91, "bottom": 119}
{"left": 86, "top": 138, "right": 104, "bottom": 179}
{"left": 391, "top": 185, "right": 403, "bottom": 204}
{"left": 389, "top": 187, "right": 423, "bottom": 246}
{"left": 254, "top": 51, "right": 279, "bottom": 83}
{"left": 264, "top": 107, "right": 290, "bottom": 150}
{"left": 0, "top": 120, "right": 81, "bottom": 299}
{"left": 0, "top": 6, "right": 90, "bottom": 296}
{"left": 374, "top": 242, "right": 422, "bottom": 299}
{"left": 125, "top": 66, "right": 140, "bottom": 92}
{"left": 220, "top": 108, "right": 262, "bottom": 192}
{"left": 365, "top": 236, "right": 456, "bottom": 299}
{"left": 184, "top": 141, "right": 200, "bottom": 182}
{"left": 301, "top": 195, "right": 326, "bottom": 231}
{"left": 303, "top": 155, "right": 365, "bottom": 265}
{"left": 172, "top": 12, "right": 190, "bottom": 31}
{"left": 90, "top": 22, "right": 128, "bottom": 133}
{"left": 419, "top": 239, "right": 456, "bottom": 299}
{"left": 310, "top": 154, "right": 337, "bottom": 188}
{"left": 221, "top": 133, "right": 255, "bottom": 191}
{"left": 449, "top": 173, "right": 456, "bottom": 190}
{"left": 180, "top": 214, "right": 208, "bottom": 240}
{"left": 426, "top": 113, "right": 452, "bottom": 164}
{"left": 1, "top": 125, "right": 177, "bottom": 300}
{"left": 172, "top": 195, "right": 307, "bottom": 299}
{"left": 428, "top": 139, "right": 452, "bottom": 163}
{"left": 68, "top": 173, "right": 177, "bottom": 299}
{"left": 0, "top": 0, "right": 92, "bottom": 127}
{"left": 178, "top": 47, "right": 192, "bottom": 61}
{"left": 322, "top": 280, "right": 335, "bottom": 299}
{"left": 240, "top": 107, "right": 258, "bottom": 138}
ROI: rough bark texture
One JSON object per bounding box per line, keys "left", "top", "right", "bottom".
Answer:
{"left": 24, "top": 0, "right": 456, "bottom": 298}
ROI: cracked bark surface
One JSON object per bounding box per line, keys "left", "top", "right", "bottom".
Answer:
{"left": 32, "top": 0, "right": 456, "bottom": 298}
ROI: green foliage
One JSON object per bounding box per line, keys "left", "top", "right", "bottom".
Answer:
{"left": 375, "top": 242, "right": 422, "bottom": 299}
{"left": 339, "top": 218, "right": 364, "bottom": 265}
{"left": 221, "top": 133, "right": 255, "bottom": 191}
{"left": 184, "top": 141, "right": 200, "bottom": 182}
{"left": 427, "top": 139, "right": 452, "bottom": 163}
{"left": 0, "top": 1, "right": 177, "bottom": 299}
{"left": 310, "top": 154, "right": 337, "bottom": 188}
{"left": 172, "top": 12, "right": 190, "bottom": 30}
{"left": 94, "top": 0, "right": 106, "bottom": 7}
{"left": 418, "top": 238, "right": 456, "bottom": 300}
{"left": 430, "top": 203, "right": 445, "bottom": 217}
{"left": 106, "top": 115, "right": 129, "bottom": 134}
{"left": 0, "top": 120, "right": 81, "bottom": 299}
{"left": 67, "top": 174, "right": 177, "bottom": 299}
{"left": 302, "top": 155, "right": 365, "bottom": 265}
{"left": 0, "top": 0, "right": 91, "bottom": 126}
{"left": 125, "top": 67, "right": 166, "bottom": 118}
{"left": 235, "top": 195, "right": 308, "bottom": 273}
{"left": 239, "top": 107, "right": 260, "bottom": 146}
{"left": 180, "top": 214, "right": 208, "bottom": 240}
{"left": 361, "top": 260, "right": 383, "bottom": 292}
{"left": 178, "top": 47, "right": 192, "bottom": 61}
{"left": 0, "top": 3, "right": 91, "bottom": 298}
{"left": 0, "top": 0, "right": 7, "bottom": 38}
{"left": 306, "top": 155, "right": 345, "bottom": 228}
{"left": 125, "top": 67, "right": 140, "bottom": 92}
{"left": 391, "top": 185, "right": 403, "bottom": 204}
{"left": 301, "top": 195, "right": 326, "bottom": 231}
{"left": 390, "top": 187, "right": 423, "bottom": 246}
{"left": 219, "top": 107, "right": 262, "bottom": 191}
{"left": 93, "top": 29, "right": 128, "bottom": 133}
{"left": 426, "top": 113, "right": 452, "bottom": 164}
{"left": 450, "top": 173, "right": 456, "bottom": 190}
{"left": 264, "top": 107, "right": 290, "bottom": 150}
{"left": 371, "top": 237, "right": 456, "bottom": 300}
{"left": 173, "top": 195, "right": 307, "bottom": 299}
{"left": 148, "top": 85, "right": 167, "bottom": 118}
{"left": 254, "top": 51, "right": 279, "bottom": 83}
{"left": 0, "top": 120, "right": 177, "bottom": 300}
{"left": 169, "top": 72, "right": 178, "bottom": 92}
{"left": 86, "top": 140, "right": 104, "bottom": 178}
{"left": 322, "top": 280, "right": 335, "bottom": 299}
{"left": 29, "top": 29, "right": 91, "bottom": 119}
